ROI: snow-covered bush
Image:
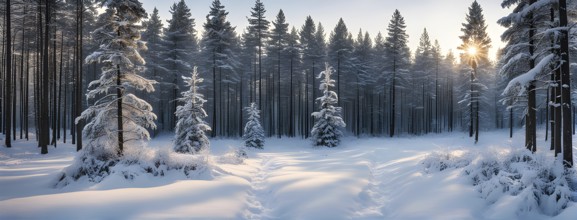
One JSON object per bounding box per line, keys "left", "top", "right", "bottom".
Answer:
{"left": 421, "top": 148, "right": 577, "bottom": 216}
{"left": 217, "top": 146, "right": 248, "bottom": 165}
{"left": 174, "top": 67, "right": 211, "bottom": 154}
{"left": 142, "top": 148, "right": 210, "bottom": 178}
{"left": 311, "top": 64, "right": 346, "bottom": 147}
{"left": 243, "top": 102, "right": 265, "bottom": 149}
{"left": 56, "top": 147, "right": 212, "bottom": 187}
{"left": 421, "top": 149, "right": 472, "bottom": 172}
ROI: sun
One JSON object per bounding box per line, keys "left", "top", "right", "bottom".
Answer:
{"left": 467, "top": 46, "right": 478, "bottom": 56}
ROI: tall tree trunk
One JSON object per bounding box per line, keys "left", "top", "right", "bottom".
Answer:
{"left": 57, "top": 33, "right": 64, "bottom": 141}
{"left": 277, "top": 48, "right": 281, "bottom": 138}
{"left": 40, "top": 0, "right": 51, "bottom": 154}
{"left": 25, "top": 47, "right": 29, "bottom": 140}
{"left": 390, "top": 60, "right": 396, "bottom": 137}
{"left": 212, "top": 50, "right": 216, "bottom": 137}
{"left": 76, "top": 0, "right": 84, "bottom": 151}
{"left": 546, "top": 88, "right": 550, "bottom": 142}
{"left": 526, "top": 3, "right": 536, "bottom": 152}
{"left": 528, "top": 83, "right": 536, "bottom": 152}
{"left": 469, "top": 67, "right": 474, "bottom": 138}
{"left": 559, "top": 0, "right": 573, "bottom": 167}
{"left": 289, "top": 58, "right": 293, "bottom": 137}
{"left": 116, "top": 63, "right": 124, "bottom": 155}
{"left": 63, "top": 50, "right": 69, "bottom": 143}
{"left": 51, "top": 28, "right": 57, "bottom": 146}
{"left": 5, "top": 0, "right": 12, "bottom": 148}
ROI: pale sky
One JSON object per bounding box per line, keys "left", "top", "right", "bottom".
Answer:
{"left": 139, "top": 0, "right": 508, "bottom": 61}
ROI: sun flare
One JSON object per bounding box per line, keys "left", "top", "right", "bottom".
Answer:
{"left": 467, "top": 47, "right": 477, "bottom": 56}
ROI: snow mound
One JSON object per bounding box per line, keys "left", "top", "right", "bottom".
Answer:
{"left": 55, "top": 146, "right": 212, "bottom": 188}
{"left": 422, "top": 147, "right": 577, "bottom": 217}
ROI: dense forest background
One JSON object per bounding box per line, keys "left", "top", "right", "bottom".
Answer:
{"left": 0, "top": 0, "right": 576, "bottom": 166}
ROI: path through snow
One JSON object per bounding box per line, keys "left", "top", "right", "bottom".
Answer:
{"left": 1, "top": 131, "right": 576, "bottom": 219}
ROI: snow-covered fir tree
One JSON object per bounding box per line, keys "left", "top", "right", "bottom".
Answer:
{"left": 56, "top": 0, "right": 156, "bottom": 184}
{"left": 311, "top": 64, "right": 346, "bottom": 147}
{"left": 174, "top": 67, "right": 211, "bottom": 154}
{"left": 79, "top": 0, "right": 156, "bottom": 159}
{"left": 243, "top": 102, "right": 265, "bottom": 149}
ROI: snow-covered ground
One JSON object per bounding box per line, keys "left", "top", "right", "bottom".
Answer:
{"left": 1, "top": 130, "right": 576, "bottom": 220}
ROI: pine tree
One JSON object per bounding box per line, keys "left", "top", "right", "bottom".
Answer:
{"left": 201, "top": 0, "right": 238, "bottom": 137}
{"left": 311, "top": 64, "right": 346, "bottom": 147}
{"left": 328, "top": 18, "right": 354, "bottom": 107}
{"left": 352, "top": 30, "right": 374, "bottom": 136}
{"left": 432, "top": 40, "right": 443, "bottom": 133}
{"left": 373, "top": 32, "right": 387, "bottom": 135}
{"left": 174, "top": 67, "right": 211, "bottom": 154}
{"left": 246, "top": 0, "right": 269, "bottom": 111}
{"left": 459, "top": 0, "right": 491, "bottom": 143}
{"left": 80, "top": 0, "right": 156, "bottom": 158}
{"left": 413, "top": 28, "right": 434, "bottom": 134}
{"left": 384, "top": 10, "right": 411, "bottom": 137}
{"left": 286, "top": 27, "right": 301, "bottom": 137}
{"left": 299, "top": 16, "right": 316, "bottom": 139}
{"left": 243, "top": 102, "right": 265, "bottom": 149}
{"left": 141, "top": 7, "right": 165, "bottom": 132}
{"left": 161, "top": 0, "right": 198, "bottom": 131}
{"left": 267, "top": 9, "right": 289, "bottom": 138}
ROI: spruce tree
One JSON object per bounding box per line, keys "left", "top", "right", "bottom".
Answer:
{"left": 311, "top": 64, "right": 346, "bottom": 147}
{"left": 384, "top": 10, "right": 411, "bottom": 137}
{"left": 174, "top": 67, "right": 211, "bottom": 154}
{"left": 243, "top": 102, "right": 265, "bottom": 149}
